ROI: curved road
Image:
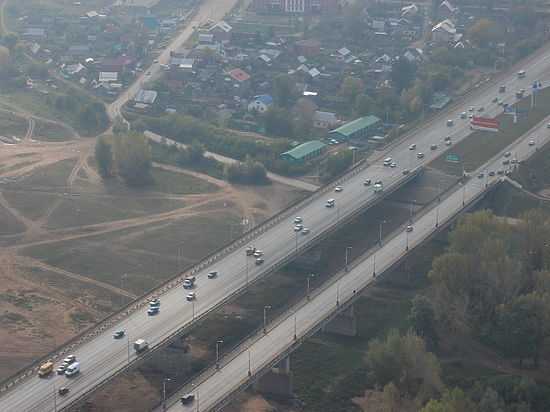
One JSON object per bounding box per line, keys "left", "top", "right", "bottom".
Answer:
{"left": 2, "top": 15, "right": 550, "bottom": 412}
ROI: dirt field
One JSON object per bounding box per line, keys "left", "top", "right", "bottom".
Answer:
{"left": 0, "top": 133, "right": 303, "bottom": 384}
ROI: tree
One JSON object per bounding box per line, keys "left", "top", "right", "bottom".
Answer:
{"left": 112, "top": 116, "right": 128, "bottom": 134}
{"left": 111, "top": 132, "right": 152, "bottom": 186}
{"left": 507, "top": 297, "right": 536, "bottom": 365}
{"left": 343, "top": 1, "right": 366, "bottom": 39}
{"left": 0, "top": 45, "right": 11, "bottom": 74}
{"left": 272, "top": 74, "right": 295, "bottom": 108}
{"left": 421, "top": 388, "right": 479, "bottom": 412}
{"left": 186, "top": 139, "right": 205, "bottom": 164}
{"left": 408, "top": 295, "right": 438, "bottom": 347}
{"left": 1, "top": 32, "right": 19, "bottom": 56}
{"left": 261, "top": 106, "right": 293, "bottom": 137}
{"left": 338, "top": 76, "right": 364, "bottom": 109}
{"left": 391, "top": 57, "right": 417, "bottom": 92}
{"left": 366, "top": 329, "right": 444, "bottom": 401}
{"left": 354, "top": 93, "right": 374, "bottom": 116}
{"left": 468, "top": 19, "right": 500, "bottom": 48}
{"left": 516, "top": 210, "right": 550, "bottom": 272}
{"left": 94, "top": 136, "right": 113, "bottom": 178}
{"left": 479, "top": 388, "right": 505, "bottom": 412}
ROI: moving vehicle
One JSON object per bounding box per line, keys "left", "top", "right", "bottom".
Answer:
{"left": 325, "top": 199, "right": 335, "bottom": 208}
{"left": 430, "top": 144, "right": 437, "bottom": 150}
{"left": 58, "top": 387, "right": 69, "bottom": 396}
{"left": 390, "top": 162, "right": 396, "bottom": 168}
{"left": 208, "top": 271, "right": 217, "bottom": 278}
{"left": 444, "top": 136, "right": 451, "bottom": 142}
{"left": 446, "top": 140, "right": 452, "bottom": 146}
{"left": 492, "top": 97, "right": 498, "bottom": 103}
{"left": 446, "top": 119, "right": 453, "bottom": 126}
{"left": 153, "top": 59, "right": 158, "bottom": 63}
{"left": 334, "top": 186, "right": 343, "bottom": 192}
{"left": 186, "top": 292, "right": 196, "bottom": 301}
{"left": 254, "top": 250, "right": 263, "bottom": 257}
{"left": 183, "top": 276, "right": 196, "bottom": 289}
{"left": 65, "top": 362, "right": 80, "bottom": 377}
{"left": 38, "top": 362, "right": 53, "bottom": 377}
{"left": 528, "top": 140, "right": 535, "bottom": 146}
{"left": 255, "top": 258, "right": 264, "bottom": 265}
{"left": 516, "top": 90, "right": 524, "bottom": 99}
{"left": 373, "top": 184, "right": 383, "bottom": 193}
{"left": 477, "top": 172, "right": 484, "bottom": 178}
{"left": 499, "top": 85, "right": 506, "bottom": 93}
{"left": 57, "top": 363, "right": 69, "bottom": 374}
{"left": 147, "top": 306, "right": 159, "bottom": 315}
{"left": 134, "top": 339, "right": 148, "bottom": 352}
{"left": 460, "top": 112, "right": 467, "bottom": 119}
{"left": 181, "top": 394, "right": 195, "bottom": 404}
{"left": 113, "top": 330, "right": 125, "bottom": 339}
{"left": 63, "top": 355, "right": 77, "bottom": 364}
{"left": 402, "top": 169, "right": 410, "bottom": 175}
{"left": 405, "top": 226, "right": 413, "bottom": 232}
{"left": 294, "top": 224, "right": 303, "bottom": 232}
{"left": 293, "top": 217, "right": 302, "bottom": 224}
{"left": 408, "top": 144, "right": 416, "bottom": 150}
{"left": 417, "top": 152, "right": 424, "bottom": 159}
{"left": 150, "top": 299, "right": 160, "bottom": 307}
{"left": 245, "top": 247, "right": 256, "bottom": 256}
{"left": 363, "top": 179, "right": 371, "bottom": 186}
{"left": 517, "top": 70, "right": 526, "bottom": 78}
{"left": 301, "top": 227, "right": 310, "bottom": 234}
{"left": 382, "top": 158, "right": 392, "bottom": 166}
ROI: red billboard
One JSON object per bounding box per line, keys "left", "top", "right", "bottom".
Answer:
{"left": 471, "top": 117, "right": 499, "bottom": 132}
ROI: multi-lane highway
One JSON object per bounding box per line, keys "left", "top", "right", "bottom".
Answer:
{"left": 2, "top": 35, "right": 550, "bottom": 412}
{"left": 165, "top": 109, "right": 549, "bottom": 411}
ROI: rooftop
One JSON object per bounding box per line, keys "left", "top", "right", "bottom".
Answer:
{"left": 227, "top": 68, "right": 251, "bottom": 83}
{"left": 331, "top": 116, "right": 381, "bottom": 137}
{"left": 281, "top": 140, "right": 326, "bottom": 160}
{"left": 134, "top": 89, "right": 158, "bottom": 105}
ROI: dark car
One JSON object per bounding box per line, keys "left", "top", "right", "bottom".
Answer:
{"left": 363, "top": 179, "right": 372, "bottom": 186}
{"left": 181, "top": 394, "right": 195, "bottom": 404}
{"left": 58, "top": 387, "right": 69, "bottom": 396}
{"left": 208, "top": 271, "right": 217, "bottom": 279}
{"left": 430, "top": 144, "right": 437, "bottom": 150}
{"left": 113, "top": 330, "right": 125, "bottom": 339}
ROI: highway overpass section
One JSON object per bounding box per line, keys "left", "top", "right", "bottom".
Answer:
{"left": 2, "top": 44, "right": 550, "bottom": 412}
{"left": 165, "top": 112, "right": 549, "bottom": 412}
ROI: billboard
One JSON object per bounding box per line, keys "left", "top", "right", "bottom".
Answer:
{"left": 471, "top": 117, "right": 499, "bottom": 133}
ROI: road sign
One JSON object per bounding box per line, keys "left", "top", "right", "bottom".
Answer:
{"left": 504, "top": 107, "right": 527, "bottom": 115}
{"left": 445, "top": 155, "right": 460, "bottom": 163}
{"left": 471, "top": 117, "right": 499, "bottom": 132}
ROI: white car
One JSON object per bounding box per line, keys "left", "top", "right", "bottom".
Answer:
{"left": 301, "top": 227, "right": 310, "bottom": 234}
{"left": 153, "top": 59, "right": 158, "bottom": 63}
{"left": 186, "top": 292, "right": 196, "bottom": 301}
{"left": 405, "top": 226, "right": 413, "bottom": 232}
{"left": 253, "top": 250, "right": 263, "bottom": 257}
{"left": 294, "top": 224, "right": 303, "bottom": 232}
{"left": 408, "top": 144, "right": 416, "bottom": 150}
{"left": 528, "top": 140, "right": 535, "bottom": 146}
{"left": 63, "top": 355, "right": 77, "bottom": 364}
{"left": 150, "top": 298, "right": 160, "bottom": 306}
{"left": 293, "top": 217, "right": 303, "bottom": 224}
{"left": 390, "top": 162, "right": 396, "bottom": 168}
{"left": 334, "top": 186, "right": 343, "bottom": 192}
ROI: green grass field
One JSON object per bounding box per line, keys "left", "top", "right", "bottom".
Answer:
{"left": 18, "top": 158, "right": 77, "bottom": 188}
{"left": 22, "top": 213, "right": 234, "bottom": 295}
{"left": 31, "top": 120, "right": 74, "bottom": 142}
{"left": 143, "top": 167, "right": 220, "bottom": 195}
{"left": 431, "top": 88, "right": 550, "bottom": 175}
{"left": 0, "top": 111, "right": 29, "bottom": 139}
{"left": 1, "top": 191, "right": 57, "bottom": 221}
{"left": 44, "top": 196, "right": 185, "bottom": 229}
{"left": 441, "top": 360, "right": 503, "bottom": 389}
{"left": 0, "top": 202, "right": 26, "bottom": 235}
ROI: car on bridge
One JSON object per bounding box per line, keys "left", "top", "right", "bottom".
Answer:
{"left": 147, "top": 306, "right": 159, "bottom": 315}
{"left": 56, "top": 363, "right": 69, "bottom": 374}
{"left": 294, "top": 224, "right": 303, "bottom": 232}
{"left": 301, "top": 227, "right": 310, "bottom": 235}
{"left": 186, "top": 292, "right": 196, "bottom": 301}
{"left": 255, "top": 258, "right": 264, "bottom": 265}
{"left": 63, "top": 355, "right": 77, "bottom": 364}
{"left": 405, "top": 226, "right": 413, "bottom": 232}
{"left": 293, "top": 217, "right": 302, "bottom": 223}
{"left": 363, "top": 179, "right": 371, "bottom": 186}
{"left": 208, "top": 271, "right": 218, "bottom": 278}
{"left": 113, "top": 330, "right": 125, "bottom": 339}
{"left": 408, "top": 144, "right": 416, "bottom": 150}
{"left": 150, "top": 299, "right": 160, "bottom": 306}
{"left": 58, "top": 387, "right": 69, "bottom": 396}
{"left": 335, "top": 185, "right": 343, "bottom": 192}
{"left": 181, "top": 394, "right": 195, "bottom": 404}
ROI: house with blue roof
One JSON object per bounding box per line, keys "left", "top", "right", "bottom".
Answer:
{"left": 247, "top": 94, "right": 274, "bottom": 113}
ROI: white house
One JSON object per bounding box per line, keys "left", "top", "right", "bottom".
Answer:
{"left": 431, "top": 19, "right": 458, "bottom": 43}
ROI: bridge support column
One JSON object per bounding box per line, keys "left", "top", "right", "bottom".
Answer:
{"left": 322, "top": 305, "right": 357, "bottom": 337}
{"left": 146, "top": 336, "right": 191, "bottom": 376}
{"left": 253, "top": 356, "right": 293, "bottom": 396}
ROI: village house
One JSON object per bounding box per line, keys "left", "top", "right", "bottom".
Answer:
{"left": 247, "top": 94, "right": 274, "bottom": 113}
{"left": 313, "top": 111, "right": 337, "bottom": 129}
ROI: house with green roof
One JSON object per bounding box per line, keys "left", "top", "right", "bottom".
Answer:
{"left": 328, "top": 115, "right": 381, "bottom": 140}
{"left": 279, "top": 140, "right": 327, "bottom": 164}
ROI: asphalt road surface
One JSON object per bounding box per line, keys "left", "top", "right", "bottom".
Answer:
{"left": 165, "top": 96, "right": 550, "bottom": 412}
{"left": 2, "top": 33, "right": 550, "bottom": 412}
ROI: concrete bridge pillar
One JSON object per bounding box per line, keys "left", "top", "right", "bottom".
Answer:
{"left": 253, "top": 356, "right": 293, "bottom": 395}
{"left": 322, "top": 304, "right": 357, "bottom": 337}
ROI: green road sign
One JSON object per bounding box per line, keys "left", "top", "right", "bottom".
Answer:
{"left": 445, "top": 155, "right": 460, "bottom": 163}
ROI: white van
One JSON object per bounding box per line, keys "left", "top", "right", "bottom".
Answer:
{"left": 65, "top": 362, "right": 80, "bottom": 376}
{"left": 325, "top": 199, "right": 335, "bottom": 208}
{"left": 382, "top": 158, "right": 392, "bottom": 166}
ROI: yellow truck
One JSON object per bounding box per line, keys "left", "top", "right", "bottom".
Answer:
{"left": 245, "top": 247, "right": 256, "bottom": 256}
{"left": 38, "top": 362, "right": 53, "bottom": 377}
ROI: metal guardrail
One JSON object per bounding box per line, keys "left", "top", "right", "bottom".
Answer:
{"left": 3, "top": 39, "right": 549, "bottom": 405}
